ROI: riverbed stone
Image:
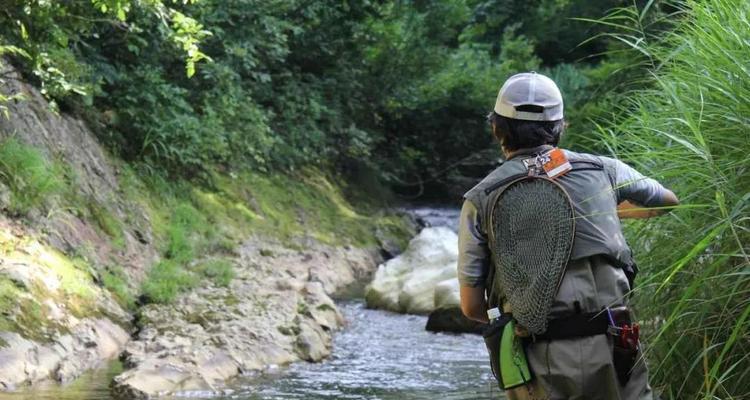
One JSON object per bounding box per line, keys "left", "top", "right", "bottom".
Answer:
{"left": 0, "top": 317, "right": 130, "bottom": 390}
{"left": 296, "top": 319, "right": 331, "bottom": 362}
{"left": 425, "top": 307, "right": 485, "bottom": 334}
{"left": 365, "top": 227, "right": 459, "bottom": 314}
{"left": 111, "top": 236, "right": 385, "bottom": 398}
{"left": 425, "top": 278, "right": 485, "bottom": 334}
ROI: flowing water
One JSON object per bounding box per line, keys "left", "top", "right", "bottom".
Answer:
{"left": 0, "top": 207, "right": 501, "bottom": 399}
{"left": 407, "top": 206, "right": 461, "bottom": 233}
{"left": 229, "top": 301, "right": 498, "bottom": 400}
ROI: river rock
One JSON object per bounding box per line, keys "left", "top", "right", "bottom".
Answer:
{"left": 0, "top": 318, "right": 130, "bottom": 390}
{"left": 112, "top": 237, "right": 383, "bottom": 398}
{"left": 425, "top": 308, "right": 485, "bottom": 334}
{"left": 365, "top": 227, "right": 458, "bottom": 314}
{"left": 424, "top": 278, "right": 485, "bottom": 334}
{"left": 433, "top": 278, "right": 461, "bottom": 309}
{"left": 0, "top": 225, "right": 131, "bottom": 390}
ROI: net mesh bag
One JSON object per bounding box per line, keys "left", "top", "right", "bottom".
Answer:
{"left": 490, "top": 177, "right": 575, "bottom": 335}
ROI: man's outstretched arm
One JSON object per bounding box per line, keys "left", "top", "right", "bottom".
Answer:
{"left": 611, "top": 159, "right": 680, "bottom": 219}
{"left": 617, "top": 189, "right": 679, "bottom": 219}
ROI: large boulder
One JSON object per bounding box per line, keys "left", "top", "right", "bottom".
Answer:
{"left": 364, "top": 226, "right": 486, "bottom": 333}
{"left": 365, "top": 227, "right": 458, "bottom": 314}
{"left": 433, "top": 277, "right": 461, "bottom": 309}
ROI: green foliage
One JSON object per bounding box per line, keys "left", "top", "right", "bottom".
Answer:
{"left": 101, "top": 266, "right": 135, "bottom": 310}
{"left": 140, "top": 260, "right": 198, "bottom": 304}
{"left": 592, "top": 1, "right": 750, "bottom": 397}
{"left": 0, "top": 0, "right": 209, "bottom": 108}
{"left": 0, "top": 43, "right": 29, "bottom": 118}
{"left": 169, "top": 10, "right": 212, "bottom": 78}
{"left": 87, "top": 200, "right": 125, "bottom": 249}
{"left": 0, "top": 137, "right": 63, "bottom": 216}
{"left": 0, "top": 0, "right": 625, "bottom": 184}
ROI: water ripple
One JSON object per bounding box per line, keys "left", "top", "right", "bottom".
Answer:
{"left": 230, "top": 301, "right": 503, "bottom": 400}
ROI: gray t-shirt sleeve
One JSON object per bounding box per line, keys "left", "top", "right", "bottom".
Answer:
{"left": 608, "top": 158, "right": 669, "bottom": 207}
{"left": 457, "top": 199, "right": 490, "bottom": 287}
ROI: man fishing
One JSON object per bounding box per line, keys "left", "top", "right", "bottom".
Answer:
{"left": 458, "top": 72, "right": 679, "bottom": 400}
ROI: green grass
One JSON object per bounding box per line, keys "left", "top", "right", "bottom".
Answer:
{"left": 214, "top": 171, "right": 412, "bottom": 248}
{"left": 165, "top": 218, "right": 195, "bottom": 263}
{"left": 140, "top": 260, "right": 198, "bottom": 304}
{"left": 592, "top": 1, "right": 750, "bottom": 397}
{"left": 193, "top": 258, "right": 234, "bottom": 288}
{"left": 140, "top": 202, "right": 206, "bottom": 304}
{"left": 132, "top": 168, "right": 412, "bottom": 305}
{"left": 87, "top": 200, "right": 126, "bottom": 249}
{"left": 0, "top": 137, "right": 63, "bottom": 215}
{"left": 101, "top": 266, "right": 136, "bottom": 310}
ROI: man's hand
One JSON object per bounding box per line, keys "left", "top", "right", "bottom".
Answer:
{"left": 460, "top": 286, "right": 489, "bottom": 323}
{"left": 617, "top": 200, "right": 661, "bottom": 219}
{"left": 618, "top": 189, "right": 679, "bottom": 219}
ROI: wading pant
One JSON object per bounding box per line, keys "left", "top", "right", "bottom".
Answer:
{"left": 504, "top": 334, "right": 652, "bottom": 400}
{"left": 503, "top": 256, "right": 654, "bottom": 400}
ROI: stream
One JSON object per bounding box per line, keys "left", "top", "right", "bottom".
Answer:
{"left": 0, "top": 206, "right": 501, "bottom": 399}
{"left": 228, "top": 301, "right": 497, "bottom": 400}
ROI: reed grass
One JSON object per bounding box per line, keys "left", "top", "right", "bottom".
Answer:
{"left": 593, "top": 1, "right": 750, "bottom": 398}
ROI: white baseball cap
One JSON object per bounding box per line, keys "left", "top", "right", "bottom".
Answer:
{"left": 493, "top": 72, "right": 564, "bottom": 121}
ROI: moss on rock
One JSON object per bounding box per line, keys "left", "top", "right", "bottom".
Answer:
{"left": 0, "top": 229, "right": 119, "bottom": 342}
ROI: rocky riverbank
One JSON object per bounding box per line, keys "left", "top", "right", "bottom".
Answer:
{"left": 0, "top": 61, "right": 415, "bottom": 396}
{"left": 113, "top": 237, "right": 390, "bottom": 398}
{"left": 0, "top": 62, "right": 155, "bottom": 390}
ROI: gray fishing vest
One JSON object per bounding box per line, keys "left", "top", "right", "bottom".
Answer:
{"left": 464, "top": 145, "right": 634, "bottom": 270}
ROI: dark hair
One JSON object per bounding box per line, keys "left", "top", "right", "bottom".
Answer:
{"left": 486, "top": 108, "right": 564, "bottom": 151}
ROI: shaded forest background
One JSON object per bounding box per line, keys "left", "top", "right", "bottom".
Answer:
{"left": 0, "top": 0, "right": 640, "bottom": 187}
{"left": 0, "top": 0, "right": 748, "bottom": 399}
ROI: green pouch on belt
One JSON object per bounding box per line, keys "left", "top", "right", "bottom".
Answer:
{"left": 500, "top": 319, "right": 533, "bottom": 389}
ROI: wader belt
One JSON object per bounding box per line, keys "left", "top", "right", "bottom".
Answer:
{"left": 532, "top": 310, "right": 631, "bottom": 341}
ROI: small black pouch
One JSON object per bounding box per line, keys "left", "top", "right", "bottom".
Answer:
{"left": 610, "top": 309, "right": 639, "bottom": 386}
{"left": 612, "top": 341, "right": 638, "bottom": 386}
{"left": 483, "top": 314, "right": 513, "bottom": 384}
